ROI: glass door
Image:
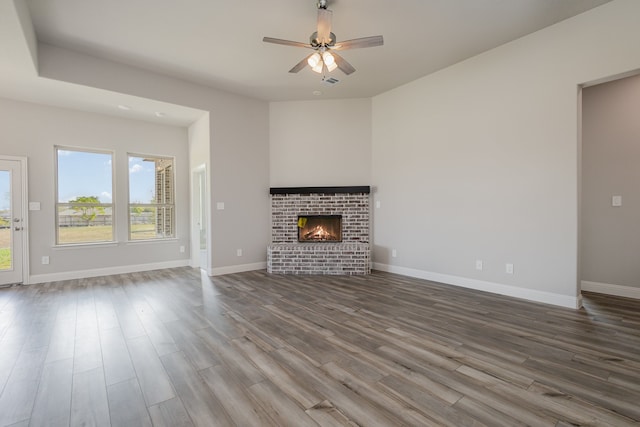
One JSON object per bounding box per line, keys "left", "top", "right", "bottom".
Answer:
{"left": 0, "top": 159, "right": 23, "bottom": 286}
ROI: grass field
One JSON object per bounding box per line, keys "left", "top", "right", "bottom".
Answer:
{"left": 0, "top": 248, "right": 10, "bottom": 270}
{"left": 59, "top": 224, "right": 157, "bottom": 243}
{"left": 0, "top": 228, "right": 10, "bottom": 270}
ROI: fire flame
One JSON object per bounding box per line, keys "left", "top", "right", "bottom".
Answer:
{"left": 310, "top": 226, "right": 329, "bottom": 239}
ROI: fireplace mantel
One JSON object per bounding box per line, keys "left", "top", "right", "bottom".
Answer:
{"left": 270, "top": 186, "right": 370, "bottom": 195}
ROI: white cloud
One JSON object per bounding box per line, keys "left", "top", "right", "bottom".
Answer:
{"left": 129, "top": 164, "right": 143, "bottom": 173}
{"left": 101, "top": 191, "right": 112, "bottom": 201}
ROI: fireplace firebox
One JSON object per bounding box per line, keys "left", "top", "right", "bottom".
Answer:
{"left": 298, "top": 215, "right": 342, "bottom": 242}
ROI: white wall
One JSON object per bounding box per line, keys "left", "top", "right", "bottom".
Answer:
{"left": 0, "top": 97, "right": 190, "bottom": 281}
{"left": 38, "top": 43, "right": 271, "bottom": 274}
{"left": 270, "top": 99, "right": 371, "bottom": 187}
{"left": 581, "top": 74, "right": 640, "bottom": 292}
{"left": 371, "top": 0, "right": 640, "bottom": 308}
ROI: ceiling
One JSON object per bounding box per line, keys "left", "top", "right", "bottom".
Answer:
{"left": 0, "top": 0, "right": 613, "bottom": 124}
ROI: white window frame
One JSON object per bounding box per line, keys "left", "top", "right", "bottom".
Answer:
{"left": 127, "top": 153, "right": 176, "bottom": 241}
{"left": 54, "top": 146, "right": 115, "bottom": 246}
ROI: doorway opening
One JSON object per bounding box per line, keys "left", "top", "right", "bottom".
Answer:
{"left": 580, "top": 71, "right": 640, "bottom": 301}
{"left": 192, "top": 165, "right": 209, "bottom": 272}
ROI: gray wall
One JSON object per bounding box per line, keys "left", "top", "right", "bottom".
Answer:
{"left": 269, "top": 99, "right": 372, "bottom": 187}
{"left": 0, "top": 97, "right": 190, "bottom": 280}
{"left": 370, "top": 0, "right": 640, "bottom": 307}
{"left": 39, "top": 43, "right": 271, "bottom": 275}
{"left": 582, "top": 74, "right": 640, "bottom": 289}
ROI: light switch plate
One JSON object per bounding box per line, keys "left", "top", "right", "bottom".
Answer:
{"left": 216, "top": 202, "right": 225, "bottom": 210}
{"left": 612, "top": 195, "right": 622, "bottom": 207}
{"left": 29, "top": 202, "right": 41, "bottom": 211}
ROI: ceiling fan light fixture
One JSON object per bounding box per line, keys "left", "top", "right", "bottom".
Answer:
{"left": 311, "top": 62, "right": 324, "bottom": 73}
{"left": 322, "top": 51, "right": 335, "bottom": 66}
{"left": 307, "top": 52, "right": 321, "bottom": 68}
{"left": 326, "top": 61, "right": 337, "bottom": 72}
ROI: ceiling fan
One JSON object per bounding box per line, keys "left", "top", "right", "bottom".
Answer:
{"left": 263, "top": 0, "right": 383, "bottom": 75}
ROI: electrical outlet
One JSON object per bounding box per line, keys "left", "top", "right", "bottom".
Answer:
{"left": 236, "top": 249, "right": 243, "bottom": 257}
{"left": 42, "top": 256, "right": 49, "bottom": 265}
{"left": 475, "top": 260, "right": 483, "bottom": 271}
{"left": 179, "top": 246, "right": 185, "bottom": 253}
{"left": 392, "top": 249, "right": 397, "bottom": 258}
{"left": 506, "top": 263, "right": 514, "bottom": 274}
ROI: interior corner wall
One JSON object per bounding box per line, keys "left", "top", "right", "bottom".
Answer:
{"left": 208, "top": 99, "right": 270, "bottom": 273}
{"left": 0, "top": 97, "right": 190, "bottom": 281}
{"left": 581, "top": 74, "right": 640, "bottom": 290}
{"left": 269, "top": 98, "right": 372, "bottom": 187}
{"left": 370, "top": 0, "right": 640, "bottom": 307}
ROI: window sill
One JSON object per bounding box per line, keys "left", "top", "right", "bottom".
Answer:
{"left": 53, "top": 242, "right": 119, "bottom": 250}
{"left": 127, "top": 238, "right": 179, "bottom": 245}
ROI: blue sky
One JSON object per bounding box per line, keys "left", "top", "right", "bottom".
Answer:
{"left": 0, "top": 171, "right": 8, "bottom": 211}
{"left": 0, "top": 151, "right": 157, "bottom": 211}
{"left": 128, "top": 156, "right": 156, "bottom": 203}
{"left": 57, "top": 150, "right": 155, "bottom": 204}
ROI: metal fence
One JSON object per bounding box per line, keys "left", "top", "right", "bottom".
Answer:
{"left": 58, "top": 213, "right": 155, "bottom": 227}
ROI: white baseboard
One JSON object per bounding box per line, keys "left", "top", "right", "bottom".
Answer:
{"left": 581, "top": 280, "right": 640, "bottom": 300}
{"left": 373, "top": 263, "right": 580, "bottom": 309}
{"left": 28, "top": 259, "right": 191, "bottom": 284}
{"left": 210, "top": 262, "right": 267, "bottom": 276}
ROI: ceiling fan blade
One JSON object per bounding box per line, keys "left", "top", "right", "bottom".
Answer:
{"left": 316, "top": 9, "right": 333, "bottom": 45}
{"left": 331, "top": 51, "right": 356, "bottom": 75}
{"left": 263, "top": 37, "right": 310, "bottom": 49}
{"left": 289, "top": 55, "right": 312, "bottom": 73}
{"left": 333, "top": 35, "right": 384, "bottom": 50}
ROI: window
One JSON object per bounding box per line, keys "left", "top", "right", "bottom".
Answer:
{"left": 128, "top": 155, "right": 175, "bottom": 240}
{"left": 56, "top": 147, "right": 114, "bottom": 245}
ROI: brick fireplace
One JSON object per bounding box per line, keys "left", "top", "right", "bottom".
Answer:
{"left": 267, "top": 186, "right": 371, "bottom": 275}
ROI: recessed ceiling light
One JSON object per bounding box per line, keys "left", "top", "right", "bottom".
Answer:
{"left": 117, "top": 104, "right": 131, "bottom": 111}
{"left": 312, "top": 90, "right": 322, "bottom": 96}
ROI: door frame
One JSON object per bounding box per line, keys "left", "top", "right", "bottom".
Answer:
{"left": 190, "top": 164, "right": 211, "bottom": 274}
{"left": 0, "top": 155, "right": 29, "bottom": 285}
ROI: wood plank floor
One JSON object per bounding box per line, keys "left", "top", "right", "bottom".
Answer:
{"left": 0, "top": 268, "right": 639, "bottom": 426}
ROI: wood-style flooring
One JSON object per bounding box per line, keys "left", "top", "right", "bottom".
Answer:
{"left": 0, "top": 267, "right": 639, "bottom": 426}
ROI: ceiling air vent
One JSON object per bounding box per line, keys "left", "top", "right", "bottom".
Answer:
{"left": 322, "top": 77, "right": 339, "bottom": 86}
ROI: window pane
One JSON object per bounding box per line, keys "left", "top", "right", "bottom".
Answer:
{"left": 128, "top": 157, "right": 158, "bottom": 204}
{"left": 0, "top": 171, "right": 11, "bottom": 270}
{"left": 58, "top": 205, "right": 113, "bottom": 244}
{"left": 129, "top": 206, "right": 155, "bottom": 240}
{"left": 128, "top": 155, "right": 175, "bottom": 240}
{"left": 56, "top": 148, "right": 114, "bottom": 244}
{"left": 57, "top": 149, "right": 112, "bottom": 203}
